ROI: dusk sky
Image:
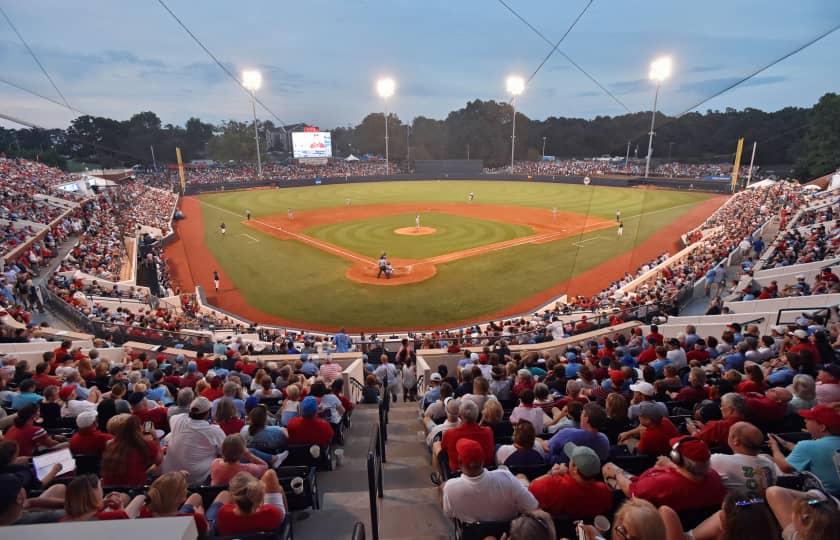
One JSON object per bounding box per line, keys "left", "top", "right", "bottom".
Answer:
{"left": 2, "top": 1, "right": 839, "bottom": 130}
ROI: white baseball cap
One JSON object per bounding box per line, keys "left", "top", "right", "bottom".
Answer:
{"left": 76, "top": 410, "right": 98, "bottom": 429}
{"left": 629, "top": 381, "right": 655, "bottom": 396}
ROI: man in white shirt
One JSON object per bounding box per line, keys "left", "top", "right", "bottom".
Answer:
{"left": 665, "top": 339, "right": 687, "bottom": 371}
{"left": 546, "top": 317, "right": 565, "bottom": 341}
{"left": 162, "top": 396, "right": 226, "bottom": 484}
{"left": 443, "top": 438, "right": 538, "bottom": 523}
{"left": 427, "top": 397, "right": 460, "bottom": 448}
{"left": 59, "top": 385, "right": 99, "bottom": 418}
{"left": 710, "top": 421, "right": 780, "bottom": 495}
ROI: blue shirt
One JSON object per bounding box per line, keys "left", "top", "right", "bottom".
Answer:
{"left": 240, "top": 425, "right": 288, "bottom": 452}
{"left": 334, "top": 333, "right": 352, "bottom": 353}
{"left": 787, "top": 435, "right": 840, "bottom": 494}
{"left": 11, "top": 392, "right": 43, "bottom": 410}
{"left": 723, "top": 352, "right": 745, "bottom": 372}
{"left": 300, "top": 362, "right": 318, "bottom": 377}
{"left": 547, "top": 428, "right": 609, "bottom": 465}
{"left": 211, "top": 397, "right": 246, "bottom": 418}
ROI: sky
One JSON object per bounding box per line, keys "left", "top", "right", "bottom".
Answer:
{"left": 1, "top": 0, "right": 839, "bottom": 131}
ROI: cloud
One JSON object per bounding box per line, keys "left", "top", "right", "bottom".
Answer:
{"left": 576, "top": 90, "right": 601, "bottom": 98}
{"left": 688, "top": 64, "right": 725, "bottom": 74}
{"left": 678, "top": 75, "right": 788, "bottom": 95}
{"left": 608, "top": 78, "right": 649, "bottom": 95}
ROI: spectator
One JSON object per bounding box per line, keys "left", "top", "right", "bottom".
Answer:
{"left": 439, "top": 400, "right": 494, "bottom": 474}
{"left": 3, "top": 404, "right": 65, "bottom": 457}
{"left": 210, "top": 434, "right": 269, "bottom": 486}
{"left": 101, "top": 414, "right": 160, "bottom": 487}
{"left": 529, "top": 442, "right": 613, "bottom": 518}
{"left": 69, "top": 410, "right": 113, "bottom": 457}
{"left": 509, "top": 389, "right": 545, "bottom": 435}
{"left": 543, "top": 402, "right": 610, "bottom": 465}
{"left": 240, "top": 405, "right": 289, "bottom": 467}
{"left": 503, "top": 510, "right": 556, "bottom": 540}
{"left": 603, "top": 436, "right": 726, "bottom": 512}
{"left": 768, "top": 404, "right": 840, "bottom": 494}
{"left": 442, "top": 438, "right": 538, "bottom": 523}
{"left": 214, "top": 397, "right": 246, "bottom": 435}
{"left": 286, "top": 396, "right": 334, "bottom": 447}
{"left": 130, "top": 471, "right": 208, "bottom": 535}
{"left": 62, "top": 474, "right": 129, "bottom": 521}
{"left": 686, "top": 392, "right": 746, "bottom": 449}
{"left": 212, "top": 470, "right": 287, "bottom": 536}
{"left": 621, "top": 401, "right": 680, "bottom": 457}
{"left": 816, "top": 364, "right": 840, "bottom": 404}
{"left": 495, "top": 420, "right": 545, "bottom": 468}
{"left": 710, "top": 421, "right": 780, "bottom": 494}
{"left": 161, "top": 397, "right": 225, "bottom": 484}
{"left": 766, "top": 485, "right": 840, "bottom": 540}
{"left": 426, "top": 397, "right": 460, "bottom": 448}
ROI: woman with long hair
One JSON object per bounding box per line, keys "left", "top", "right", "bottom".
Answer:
{"left": 240, "top": 405, "right": 288, "bottom": 468}
{"left": 62, "top": 475, "right": 129, "bottom": 521}
{"left": 101, "top": 414, "right": 161, "bottom": 487}
{"left": 129, "top": 471, "right": 208, "bottom": 535}
{"left": 214, "top": 398, "right": 246, "bottom": 435}
{"left": 210, "top": 470, "right": 288, "bottom": 536}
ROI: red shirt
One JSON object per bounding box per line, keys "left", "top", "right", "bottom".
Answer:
{"left": 139, "top": 507, "right": 208, "bottom": 536}
{"left": 287, "top": 416, "right": 334, "bottom": 447}
{"left": 686, "top": 350, "right": 710, "bottom": 364}
{"left": 217, "top": 418, "right": 246, "bottom": 435}
{"left": 133, "top": 406, "right": 169, "bottom": 430}
{"left": 637, "top": 418, "right": 680, "bottom": 457}
{"left": 215, "top": 503, "right": 283, "bottom": 536}
{"left": 3, "top": 423, "right": 47, "bottom": 456}
{"left": 637, "top": 347, "right": 657, "bottom": 365}
{"left": 441, "top": 423, "right": 495, "bottom": 472}
{"left": 70, "top": 428, "right": 113, "bottom": 456}
{"left": 102, "top": 439, "right": 161, "bottom": 487}
{"left": 647, "top": 332, "right": 664, "bottom": 346}
{"left": 695, "top": 416, "right": 738, "bottom": 449}
{"left": 32, "top": 372, "right": 61, "bottom": 391}
{"left": 674, "top": 386, "right": 707, "bottom": 405}
{"left": 201, "top": 387, "right": 224, "bottom": 401}
{"left": 744, "top": 393, "right": 787, "bottom": 426}
{"left": 737, "top": 380, "right": 767, "bottom": 394}
{"left": 529, "top": 473, "right": 613, "bottom": 518}
{"left": 630, "top": 466, "right": 726, "bottom": 511}
{"left": 196, "top": 357, "right": 215, "bottom": 373}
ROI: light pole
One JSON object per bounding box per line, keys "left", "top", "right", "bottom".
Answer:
{"left": 644, "top": 56, "right": 672, "bottom": 178}
{"left": 242, "top": 70, "right": 263, "bottom": 178}
{"left": 376, "top": 77, "right": 395, "bottom": 174}
{"left": 541, "top": 136, "right": 547, "bottom": 160}
{"left": 507, "top": 75, "right": 525, "bottom": 172}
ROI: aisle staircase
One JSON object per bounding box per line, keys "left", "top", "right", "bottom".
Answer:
{"left": 294, "top": 401, "right": 452, "bottom": 540}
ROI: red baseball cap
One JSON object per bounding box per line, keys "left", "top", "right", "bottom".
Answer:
{"left": 59, "top": 384, "right": 77, "bottom": 401}
{"left": 456, "top": 438, "right": 484, "bottom": 467}
{"left": 669, "top": 436, "right": 710, "bottom": 463}
{"left": 799, "top": 405, "right": 840, "bottom": 430}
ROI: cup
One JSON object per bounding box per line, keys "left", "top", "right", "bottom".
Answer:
{"left": 594, "top": 515, "right": 611, "bottom": 533}
{"left": 334, "top": 448, "right": 344, "bottom": 466}
{"left": 290, "top": 477, "right": 304, "bottom": 495}
{"left": 309, "top": 445, "right": 321, "bottom": 459}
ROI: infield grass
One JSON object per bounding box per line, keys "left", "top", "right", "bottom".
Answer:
{"left": 195, "top": 181, "right": 716, "bottom": 329}
{"left": 305, "top": 212, "right": 533, "bottom": 259}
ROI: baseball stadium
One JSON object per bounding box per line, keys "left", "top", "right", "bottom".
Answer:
{"left": 1, "top": 2, "right": 839, "bottom": 540}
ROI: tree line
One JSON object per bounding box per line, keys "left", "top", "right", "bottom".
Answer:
{"left": 0, "top": 92, "right": 837, "bottom": 179}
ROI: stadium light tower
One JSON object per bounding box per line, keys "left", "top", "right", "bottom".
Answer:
{"left": 506, "top": 75, "right": 525, "bottom": 172}
{"left": 644, "top": 56, "right": 672, "bottom": 178}
{"left": 242, "top": 69, "right": 263, "bottom": 178}
{"left": 376, "top": 77, "right": 396, "bottom": 174}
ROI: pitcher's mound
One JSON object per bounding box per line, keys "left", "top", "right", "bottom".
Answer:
{"left": 394, "top": 226, "right": 436, "bottom": 236}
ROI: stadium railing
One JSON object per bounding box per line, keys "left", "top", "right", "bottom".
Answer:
{"left": 366, "top": 417, "right": 385, "bottom": 540}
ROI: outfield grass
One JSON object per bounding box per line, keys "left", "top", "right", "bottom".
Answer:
{"left": 196, "top": 181, "right": 713, "bottom": 328}
{"left": 305, "top": 212, "right": 533, "bottom": 259}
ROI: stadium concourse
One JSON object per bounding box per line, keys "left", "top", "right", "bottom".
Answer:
{"left": 0, "top": 156, "right": 839, "bottom": 539}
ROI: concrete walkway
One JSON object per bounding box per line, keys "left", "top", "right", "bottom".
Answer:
{"left": 294, "top": 401, "right": 452, "bottom": 540}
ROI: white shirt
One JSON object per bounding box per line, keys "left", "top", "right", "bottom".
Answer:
{"left": 710, "top": 452, "right": 781, "bottom": 493}
{"left": 666, "top": 348, "right": 687, "bottom": 370}
{"left": 547, "top": 321, "right": 565, "bottom": 341}
{"left": 427, "top": 419, "right": 459, "bottom": 448}
{"left": 509, "top": 405, "right": 546, "bottom": 435}
{"left": 61, "top": 399, "right": 97, "bottom": 418}
{"left": 162, "top": 413, "right": 226, "bottom": 484}
{"left": 443, "top": 469, "right": 538, "bottom": 523}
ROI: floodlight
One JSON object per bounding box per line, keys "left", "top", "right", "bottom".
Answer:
{"left": 377, "top": 77, "right": 395, "bottom": 98}
{"left": 649, "top": 57, "right": 672, "bottom": 83}
{"left": 242, "top": 70, "right": 262, "bottom": 92}
{"left": 506, "top": 75, "right": 525, "bottom": 96}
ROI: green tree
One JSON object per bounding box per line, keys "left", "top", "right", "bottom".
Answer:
{"left": 795, "top": 93, "right": 840, "bottom": 179}
{"left": 207, "top": 121, "right": 257, "bottom": 162}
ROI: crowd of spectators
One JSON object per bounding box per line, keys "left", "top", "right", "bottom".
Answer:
{"left": 135, "top": 160, "right": 386, "bottom": 187}
{"left": 120, "top": 183, "right": 178, "bottom": 234}
{"left": 416, "top": 314, "right": 840, "bottom": 539}
{"left": 485, "top": 159, "right": 755, "bottom": 180}
{"left": 0, "top": 338, "right": 358, "bottom": 535}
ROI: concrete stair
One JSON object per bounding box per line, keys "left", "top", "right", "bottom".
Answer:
{"left": 292, "top": 401, "right": 453, "bottom": 540}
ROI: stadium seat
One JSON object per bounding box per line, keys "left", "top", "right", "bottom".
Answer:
{"left": 283, "top": 444, "right": 333, "bottom": 471}
{"left": 276, "top": 465, "right": 319, "bottom": 511}
{"left": 608, "top": 454, "right": 656, "bottom": 476}
{"left": 74, "top": 454, "right": 102, "bottom": 476}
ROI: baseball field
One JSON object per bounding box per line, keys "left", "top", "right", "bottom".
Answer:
{"left": 164, "top": 180, "right": 726, "bottom": 331}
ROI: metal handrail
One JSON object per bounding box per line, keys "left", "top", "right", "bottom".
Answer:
{"left": 366, "top": 420, "right": 385, "bottom": 540}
